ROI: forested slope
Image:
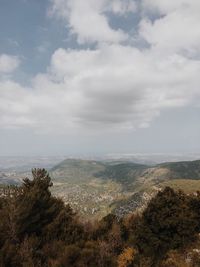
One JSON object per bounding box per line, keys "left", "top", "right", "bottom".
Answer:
{"left": 1, "top": 169, "right": 200, "bottom": 267}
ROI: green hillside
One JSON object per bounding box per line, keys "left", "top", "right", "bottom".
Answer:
{"left": 50, "top": 159, "right": 200, "bottom": 219}
{"left": 50, "top": 159, "right": 123, "bottom": 219}
{"left": 2, "top": 159, "right": 199, "bottom": 219}
{"left": 51, "top": 159, "right": 106, "bottom": 183}
{"left": 95, "top": 162, "right": 147, "bottom": 182}
{"left": 159, "top": 160, "right": 200, "bottom": 180}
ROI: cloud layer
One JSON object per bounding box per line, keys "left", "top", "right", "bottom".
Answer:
{"left": 0, "top": 0, "right": 200, "bottom": 134}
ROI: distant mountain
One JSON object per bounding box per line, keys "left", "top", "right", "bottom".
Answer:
{"left": 52, "top": 158, "right": 200, "bottom": 186}
{"left": 50, "top": 158, "right": 200, "bottom": 219}
{"left": 1, "top": 158, "right": 200, "bottom": 219}
{"left": 51, "top": 159, "right": 105, "bottom": 183}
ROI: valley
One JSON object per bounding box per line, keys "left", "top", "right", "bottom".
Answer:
{"left": 1, "top": 157, "right": 200, "bottom": 219}
{"left": 50, "top": 158, "right": 200, "bottom": 219}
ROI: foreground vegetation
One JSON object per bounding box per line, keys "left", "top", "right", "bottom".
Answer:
{"left": 1, "top": 169, "right": 200, "bottom": 267}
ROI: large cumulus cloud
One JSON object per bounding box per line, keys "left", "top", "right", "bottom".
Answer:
{"left": 0, "top": 0, "right": 200, "bottom": 134}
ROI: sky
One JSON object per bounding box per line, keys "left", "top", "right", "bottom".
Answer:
{"left": 0, "top": 0, "right": 200, "bottom": 157}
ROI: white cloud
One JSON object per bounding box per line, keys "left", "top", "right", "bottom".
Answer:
{"left": 0, "top": 0, "right": 200, "bottom": 134}
{"left": 140, "top": 0, "right": 200, "bottom": 56}
{"left": 0, "top": 54, "right": 20, "bottom": 73}
{"left": 0, "top": 44, "right": 200, "bottom": 133}
{"left": 49, "top": 0, "right": 133, "bottom": 44}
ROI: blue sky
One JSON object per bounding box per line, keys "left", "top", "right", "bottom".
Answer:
{"left": 0, "top": 0, "right": 200, "bottom": 156}
{"left": 0, "top": 0, "right": 65, "bottom": 80}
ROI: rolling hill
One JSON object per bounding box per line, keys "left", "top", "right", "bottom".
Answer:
{"left": 159, "top": 160, "right": 200, "bottom": 179}
{"left": 50, "top": 158, "right": 200, "bottom": 219}
{"left": 1, "top": 158, "right": 200, "bottom": 219}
